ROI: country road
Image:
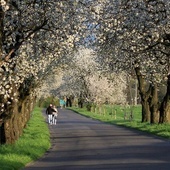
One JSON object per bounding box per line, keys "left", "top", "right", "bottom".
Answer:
{"left": 23, "top": 108, "right": 170, "bottom": 170}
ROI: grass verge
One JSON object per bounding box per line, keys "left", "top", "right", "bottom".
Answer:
{"left": 0, "top": 107, "right": 51, "bottom": 170}
{"left": 69, "top": 106, "right": 170, "bottom": 139}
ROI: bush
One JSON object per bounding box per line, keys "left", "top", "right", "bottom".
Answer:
{"left": 37, "top": 96, "right": 59, "bottom": 108}
{"left": 86, "top": 102, "right": 92, "bottom": 111}
{"left": 85, "top": 102, "right": 97, "bottom": 112}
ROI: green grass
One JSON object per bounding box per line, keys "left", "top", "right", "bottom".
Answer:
{"left": 0, "top": 107, "right": 51, "bottom": 170}
{"left": 69, "top": 105, "right": 170, "bottom": 139}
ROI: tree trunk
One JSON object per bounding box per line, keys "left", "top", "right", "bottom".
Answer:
{"left": 0, "top": 8, "right": 4, "bottom": 61}
{"left": 134, "top": 79, "right": 138, "bottom": 105}
{"left": 127, "top": 75, "right": 134, "bottom": 105}
{"left": 2, "top": 95, "right": 35, "bottom": 144}
{"left": 149, "top": 84, "right": 159, "bottom": 124}
{"left": 4, "top": 104, "right": 20, "bottom": 144}
{"left": 141, "top": 99, "right": 150, "bottom": 122}
{"left": 1, "top": 79, "right": 36, "bottom": 144}
{"left": 78, "top": 97, "right": 84, "bottom": 108}
{"left": 159, "top": 74, "right": 170, "bottom": 123}
{"left": 135, "top": 66, "right": 151, "bottom": 122}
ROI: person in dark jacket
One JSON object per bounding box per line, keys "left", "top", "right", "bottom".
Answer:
{"left": 46, "top": 104, "right": 56, "bottom": 125}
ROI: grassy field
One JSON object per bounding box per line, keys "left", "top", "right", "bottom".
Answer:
{"left": 69, "top": 105, "right": 170, "bottom": 139}
{"left": 0, "top": 107, "right": 51, "bottom": 170}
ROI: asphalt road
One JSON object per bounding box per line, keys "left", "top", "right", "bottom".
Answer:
{"left": 23, "top": 108, "right": 170, "bottom": 170}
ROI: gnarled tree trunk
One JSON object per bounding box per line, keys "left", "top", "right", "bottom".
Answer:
{"left": 1, "top": 79, "right": 36, "bottom": 144}
{"left": 135, "top": 66, "right": 151, "bottom": 122}
{"left": 149, "top": 84, "right": 159, "bottom": 124}
{"left": 2, "top": 94, "right": 36, "bottom": 144}
{"left": 159, "top": 74, "right": 170, "bottom": 123}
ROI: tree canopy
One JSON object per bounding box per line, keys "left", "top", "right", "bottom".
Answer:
{"left": 0, "top": 0, "right": 170, "bottom": 144}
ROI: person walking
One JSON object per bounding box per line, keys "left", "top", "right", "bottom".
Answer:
{"left": 59, "top": 99, "right": 65, "bottom": 109}
{"left": 52, "top": 105, "right": 58, "bottom": 125}
{"left": 46, "top": 104, "right": 55, "bottom": 125}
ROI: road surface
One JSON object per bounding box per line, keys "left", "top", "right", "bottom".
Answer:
{"left": 24, "top": 108, "right": 170, "bottom": 170}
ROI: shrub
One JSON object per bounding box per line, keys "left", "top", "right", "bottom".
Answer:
{"left": 86, "top": 102, "right": 92, "bottom": 111}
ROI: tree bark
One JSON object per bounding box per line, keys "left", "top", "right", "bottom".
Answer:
{"left": 0, "top": 79, "right": 36, "bottom": 144}
{"left": 159, "top": 74, "right": 170, "bottom": 123}
{"left": 0, "top": 8, "right": 4, "bottom": 61}
{"left": 2, "top": 95, "right": 35, "bottom": 144}
{"left": 149, "top": 84, "right": 159, "bottom": 124}
{"left": 134, "top": 79, "right": 138, "bottom": 105}
{"left": 141, "top": 98, "right": 150, "bottom": 122}
{"left": 135, "top": 66, "right": 151, "bottom": 122}
{"left": 78, "top": 97, "right": 84, "bottom": 108}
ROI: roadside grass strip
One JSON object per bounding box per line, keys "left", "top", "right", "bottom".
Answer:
{"left": 0, "top": 107, "right": 51, "bottom": 170}
{"left": 69, "top": 105, "right": 170, "bottom": 139}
